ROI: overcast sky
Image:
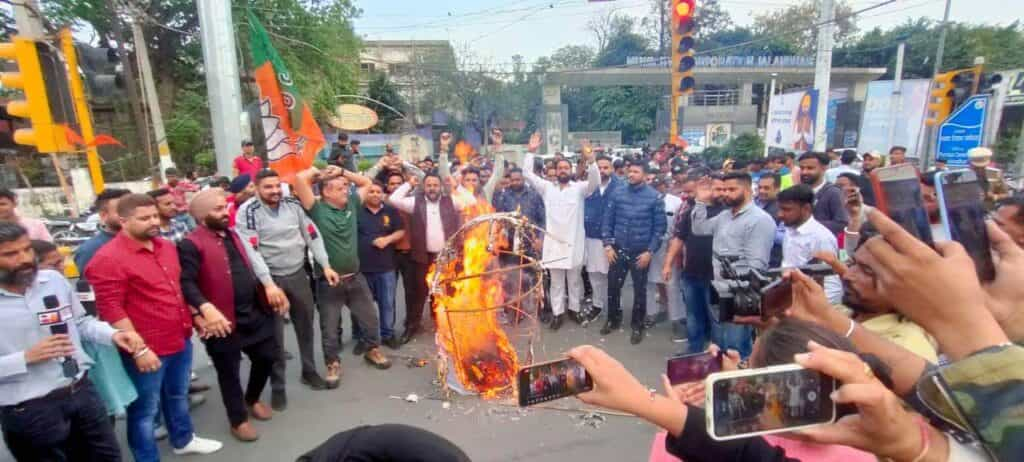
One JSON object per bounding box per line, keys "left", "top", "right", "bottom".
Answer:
{"left": 353, "top": 0, "right": 1021, "bottom": 65}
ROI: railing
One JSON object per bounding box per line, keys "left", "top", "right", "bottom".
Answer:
{"left": 688, "top": 89, "right": 740, "bottom": 106}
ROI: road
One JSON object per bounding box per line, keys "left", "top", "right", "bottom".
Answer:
{"left": 2, "top": 280, "right": 688, "bottom": 462}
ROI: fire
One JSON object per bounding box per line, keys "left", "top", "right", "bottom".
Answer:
{"left": 453, "top": 141, "right": 474, "bottom": 165}
{"left": 428, "top": 186, "right": 520, "bottom": 398}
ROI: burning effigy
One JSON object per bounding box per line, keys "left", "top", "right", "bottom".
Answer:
{"left": 427, "top": 176, "right": 551, "bottom": 399}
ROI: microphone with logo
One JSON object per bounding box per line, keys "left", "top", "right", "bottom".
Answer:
{"left": 43, "top": 294, "right": 80, "bottom": 378}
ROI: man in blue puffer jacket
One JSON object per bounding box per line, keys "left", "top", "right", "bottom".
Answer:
{"left": 582, "top": 155, "right": 622, "bottom": 325}
{"left": 600, "top": 159, "right": 667, "bottom": 344}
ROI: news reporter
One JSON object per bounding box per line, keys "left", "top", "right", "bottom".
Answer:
{"left": 0, "top": 222, "right": 144, "bottom": 460}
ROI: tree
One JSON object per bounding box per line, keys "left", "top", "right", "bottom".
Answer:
{"left": 365, "top": 72, "right": 407, "bottom": 133}
{"left": 587, "top": 11, "right": 643, "bottom": 52}
{"left": 752, "top": 0, "right": 859, "bottom": 54}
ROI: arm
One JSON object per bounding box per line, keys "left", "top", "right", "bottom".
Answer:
{"left": 84, "top": 254, "right": 128, "bottom": 325}
{"left": 403, "top": 161, "right": 426, "bottom": 181}
{"left": 386, "top": 182, "right": 416, "bottom": 213}
{"left": 521, "top": 154, "right": 548, "bottom": 193}
{"left": 344, "top": 168, "right": 372, "bottom": 202}
{"left": 483, "top": 153, "right": 505, "bottom": 203}
{"left": 293, "top": 168, "right": 319, "bottom": 211}
{"left": 439, "top": 150, "right": 451, "bottom": 183}
{"left": 663, "top": 237, "right": 684, "bottom": 273}
{"left": 648, "top": 196, "right": 667, "bottom": 254}
{"left": 582, "top": 161, "right": 600, "bottom": 197}
{"left": 665, "top": 407, "right": 796, "bottom": 462}
{"left": 177, "top": 239, "right": 210, "bottom": 309}
{"left": 235, "top": 230, "right": 273, "bottom": 285}
{"left": 298, "top": 210, "right": 331, "bottom": 270}
{"left": 690, "top": 202, "right": 720, "bottom": 236}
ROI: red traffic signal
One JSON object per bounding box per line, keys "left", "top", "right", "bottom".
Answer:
{"left": 674, "top": 0, "right": 695, "bottom": 21}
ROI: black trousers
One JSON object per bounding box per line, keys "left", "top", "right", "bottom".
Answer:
{"left": 205, "top": 334, "right": 277, "bottom": 427}
{"left": 399, "top": 252, "right": 434, "bottom": 332}
{"left": 607, "top": 247, "right": 651, "bottom": 329}
{"left": 271, "top": 268, "right": 319, "bottom": 391}
{"left": 0, "top": 378, "right": 121, "bottom": 461}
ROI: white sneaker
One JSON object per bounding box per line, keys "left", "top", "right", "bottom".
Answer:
{"left": 172, "top": 435, "right": 223, "bottom": 455}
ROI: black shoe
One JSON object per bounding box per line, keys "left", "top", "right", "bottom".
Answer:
{"left": 582, "top": 307, "right": 602, "bottom": 326}
{"left": 643, "top": 315, "right": 656, "bottom": 329}
{"left": 568, "top": 311, "right": 582, "bottom": 325}
{"left": 539, "top": 310, "right": 553, "bottom": 324}
{"left": 549, "top": 314, "right": 564, "bottom": 331}
{"left": 630, "top": 328, "right": 645, "bottom": 345}
{"left": 600, "top": 319, "right": 621, "bottom": 335}
{"left": 352, "top": 341, "right": 369, "bottom": 356}
{"left": 271, "top": 390, "right": 287, "bottom": 411}
{"left": 383, "top": 337, "right": 402, "bottom": 350}
{"left": 301, "top": 372, "right": 328, "bottom": 390}
{"left": 400, "top": 327, "right": 420, "bottom": 345}
{"left": 188, "top": 383, "right": 210, "bottom": 394}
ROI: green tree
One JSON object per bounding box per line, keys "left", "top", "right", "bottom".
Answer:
{"left": 364, "top": 72, "right": 407, "bottom": 133}
{"left": 751, "top": 0, "right": 859, "bottom": 54}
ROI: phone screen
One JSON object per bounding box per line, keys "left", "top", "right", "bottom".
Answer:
{"left": 880, "top": 177, "right": 934, "bottom": 247}
{"left": 667, "top": 351, "right": 723, "bottom": 385}
{"left": 941, "top": 174, "right": 995, "bottom": 281}
{"left": 517, "top": 358, "right": 593, "bottom": 407}
{"left": 760, "top": 279, "right": 793, "bottom": 319}
{"left": 710, "top": 367, "right": 835, "bottom": 440}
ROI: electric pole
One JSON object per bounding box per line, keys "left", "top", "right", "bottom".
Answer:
{"left": 886, "top": 41, "right": 906, "bottom": 151}
{"left": 105, "top": 0, "right": 152, "bottom": 162}
{"left": 197, "top": 0, "right": 243, "bottom": 176}
{"left": 923, "top": 0, "right": 953, "bottom": 170}
{"left": 130, "top": 19, "right": 175, "bottom": 181}
{"left": 812, "top": 0, "right": 835, "bottom": 152}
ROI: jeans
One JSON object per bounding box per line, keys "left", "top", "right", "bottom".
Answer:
{"left": 361, "top": 271, "right": 398, "bottom": 340}
{"left": 681, "top": 274, "right": 713, "bottom": 354}
{"left": 204, "top": 334, "right": 276, "bottom": 427}
{"left": 317, "top": 273, "right": 381, "bottom": 363}
{"left": 0, "top": 379, "right": 121, "bottom": 461}
{"left": 607, "top": 247, "right": 651, "bottom": 329}
{"left": 123, "top": 341, "right": 195, "bottom": 462}
{"left": 712, "top": 315, "right": 754, "bottom": 358}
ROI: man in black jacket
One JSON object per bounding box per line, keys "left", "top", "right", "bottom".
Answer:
{"left": 797, "top": 152, "right": 849, "bottom": 235}
{"left": 600, "top": 160, "right": 666, "bottom": 345}
{"left": 327, "top": 133, "right": 356, "bottom": 171}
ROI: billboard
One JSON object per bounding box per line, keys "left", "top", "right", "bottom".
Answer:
{"left": 766, "top": 89, "right": 818, "bottom": 151}
{"left": 856, "top": 79, "right": 931, "bottom": 155}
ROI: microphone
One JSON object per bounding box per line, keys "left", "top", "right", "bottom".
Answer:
{"left": 43, "top": 295, "right": 80, "bottom": 378}
{"left": 75, "top": 279, "right": 97, "bottom": 317}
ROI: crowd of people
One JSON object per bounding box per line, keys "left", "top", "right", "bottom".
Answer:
{"left": 0, "top": 128, "right": 1022, "bottom": 461}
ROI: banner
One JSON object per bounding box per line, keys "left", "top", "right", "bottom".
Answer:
{"left": 248, "top": 10, "right": 325, "bottom": 180}
{"left": 856, "top": 79, "right": 930, "bottom": 156}
{"left": 766, "top": 89, "right": 818, "bottom": 151}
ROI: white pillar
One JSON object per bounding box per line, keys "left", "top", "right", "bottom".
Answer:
{"left": 197, "top": 0, "right": 243, "bottom": 176}
{"left": 812, "top": 0, "right": 835, "bottom": 152}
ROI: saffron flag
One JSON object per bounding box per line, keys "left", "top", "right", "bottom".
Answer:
{"left": 247, "top": 10, "right": 325, "bottom": 181}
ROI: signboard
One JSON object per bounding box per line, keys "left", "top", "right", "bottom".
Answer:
{"left": 705, "top": 123, "right": 731, "bottom": 147}
{"left": 936, "top": 95, "right": 990, "bottom": 167}
{"left": 856, "top": 79, "right": 931, "bottom": 155}
{"left": 566, "top": 131, "right": 622, "bottom": 149}
{"left": 1003, "top": 69, "right": 1024, "bottom": 106}
{"left": 398, "top": 133, "right": 431, "bottom": 163}
{"left": 680, "top": 127, "right": 704, "bottom": 149}
{"left": 327, "top": 104, "right": 378, "bottom": 131}
{"left": 626, "top": 55, "right": 814, "bottom": 68}
{"left": 765, "top": 89, "right": 818, "bottom": 151}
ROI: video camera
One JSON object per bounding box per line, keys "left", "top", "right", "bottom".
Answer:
{"left": 711, "top": 254, "right": 835, "bottom": 322}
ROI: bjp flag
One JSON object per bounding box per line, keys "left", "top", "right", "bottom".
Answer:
{"left": 247, "top": 10, "right": 325, "bottom": 181}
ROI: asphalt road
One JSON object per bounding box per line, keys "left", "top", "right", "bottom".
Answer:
{"left": 2, "top": 280, "right": 687, "bottom": 462}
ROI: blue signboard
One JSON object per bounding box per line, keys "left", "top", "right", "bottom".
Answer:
{"left": 936, "top": 95, "right": 989, "bottom": 167}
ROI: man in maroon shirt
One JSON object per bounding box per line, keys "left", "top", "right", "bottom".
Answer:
{"left": 86, "top": 194, "right": 223, "bottom": 461}
{"left": 232, "top": 141, "right": 263, "bottom": 178}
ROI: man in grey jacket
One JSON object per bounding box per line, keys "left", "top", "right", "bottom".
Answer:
{"left": 235, "top": 170, "right": 342, "bottom": 410}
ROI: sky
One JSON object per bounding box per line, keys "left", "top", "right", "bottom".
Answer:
{"left": 352, "top": 0, "right": 1021, "bottom": 65}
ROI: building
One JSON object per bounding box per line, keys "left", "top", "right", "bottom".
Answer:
{"left": 359, "top": 40, "right": 457, "bottom": 125}
{"left": 541, "top": 56, "right": 886, "bottom": 153}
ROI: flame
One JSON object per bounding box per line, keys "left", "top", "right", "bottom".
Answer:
{"left": 428, "top": 191, "right": 519, "bottom": 398}
{"left": 453, "top": 141, "right": 474, "bottom": 165}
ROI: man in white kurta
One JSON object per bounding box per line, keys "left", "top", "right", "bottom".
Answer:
{"left": 522, "top": 149, "right": 599, "bottom": 329}
{"left": 646, "top": 179, "right": 686, "bottom": 332}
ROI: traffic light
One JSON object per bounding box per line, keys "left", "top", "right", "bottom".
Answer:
{"left": 75, "top": 43, "right": 124, "bottom": 103}
{"left": 0, "top": 36, "right": 77, "bottom": 152}
{"left": 672, "top": 0, "right": 697, "bottom": 96}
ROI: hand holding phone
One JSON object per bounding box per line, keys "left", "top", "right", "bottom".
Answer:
{"left": 936, "top": 170, "right": 995, "bottom": 281}
{"left": 706, "top": 364, "right": 836, "bottom": 441}
{"left": 667, "top": 351, "right": 723, "bottom": 385}
{"left": 870, "top": 164, "right": 934, "bottom": 247}
{"left": 518, "top": 358, "right": 593, "bottom": 407}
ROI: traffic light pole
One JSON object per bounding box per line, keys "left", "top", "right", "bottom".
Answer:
{"left": 60, "top": 29, "right": 105, "bottom": 194}
{"left": 923, "top": 0, "right": 952, "bottom": 170}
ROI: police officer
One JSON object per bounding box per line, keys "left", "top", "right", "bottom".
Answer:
{"left": 0, "top": 222, "right": 145, "bottom": 460}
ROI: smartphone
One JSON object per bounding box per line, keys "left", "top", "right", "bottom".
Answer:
{"left": 667, "top": 351, "right": 723, "bottom": 385}
{"left": 935, "top": 170, "right": 995, "bottom": 282}
{"left": 517, "top": 358, "right": 593, "bottom": 407}
{"left": 870, "top": 164, "right": 934, "bottom": 247}
{"left": 705, "top": 364, "right": 836, "bottom": 441}
{"left": 760, "top": 278, "right": 793, "bottom": 320}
